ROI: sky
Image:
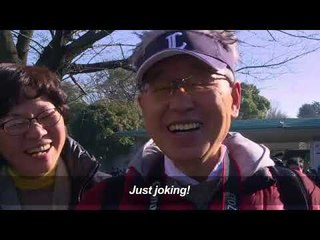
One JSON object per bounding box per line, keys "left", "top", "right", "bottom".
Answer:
{"left": 236, "top": 30, "right": 320, "bottom": 118}
{"left": 108, "top": 30, "right": 320, "bottom": 118}
{"left": 256, "top": 50, "right": 320, "bottom": 118}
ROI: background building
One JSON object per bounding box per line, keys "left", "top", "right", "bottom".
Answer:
{"left": 118, "top": 118, "right": 320, "bottom": 171}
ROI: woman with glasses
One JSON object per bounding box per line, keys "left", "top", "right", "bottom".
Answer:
{"left": 0, "top": 63, "right": 109, "bottom": 210}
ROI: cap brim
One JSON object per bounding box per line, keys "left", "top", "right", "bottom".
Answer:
{"left": 136, "top": 49, "right": 231, "bottom": 84}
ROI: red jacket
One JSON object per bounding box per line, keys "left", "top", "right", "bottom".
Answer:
{"left": 77, "top": 157, "right": 285, "bottom": 210}
{"left": 77, "top": 134, "right": 320, "bottom": 210}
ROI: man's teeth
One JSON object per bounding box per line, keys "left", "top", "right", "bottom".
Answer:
{"left": 27, "top": 144, "right": 51, "bottom": 154}
{"left": 168, "top": 123, "right": 201, "bottom": 132}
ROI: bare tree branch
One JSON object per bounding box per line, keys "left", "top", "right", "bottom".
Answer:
{"left": 87, "top": 45, "right": 109, "bottom": 64}
{"left": 267, "top": 30, "right": 277, "bottom": 41}
{"left": 278, "top": 30, "right": 320, "bottom": 41}
{"left": 73, "top": 50, "right": 92, "bottom": 64}
{"left": 94, "top": 43, "right": 136, "bottom": 48}
{"left": 65, "top": 30, "right": 114, "bottom": 60}
{"left": 29, "top": 44, "right": 42, "bottom": 56}
{"left": 119, "top": 43, "right": 125, "bottom": 59}
{"left": 69, "top": 74, "right": 87, "bottom": 96}
{"left": 68, "top": 59, "right": 132, "bottom": 75}
{"left": 236, "top": 46, "right": 320, "bottom": 72}
{"left": 12, "top": 30, "right": 46, "bottom": 50}
{"left": 49, "top": 30, "right": 55, "bottom": 39}
{"left": 265, "top": 104, "right": 288, "bottom": 119}
{"left": 50, "top": 30, "right": 73, "bottom": 47}
{"left": 36, "top": 31, "right": 74, "bottom": 73}
{"left": 238, "top": 40, "right": 266, "bottom": 48}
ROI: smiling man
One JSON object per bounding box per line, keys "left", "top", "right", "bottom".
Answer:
{"left": 78, "top": 30, "right": 320, "bottom": 210}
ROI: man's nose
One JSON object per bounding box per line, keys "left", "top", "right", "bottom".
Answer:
{"left": 169, "top": 88, "right": 194, "bottom": 112}
{"left": 171, "top": 79, "right": 188, "bottom": 95}
{"left": 171, "top": 86, "right": 187, "bottom": 95}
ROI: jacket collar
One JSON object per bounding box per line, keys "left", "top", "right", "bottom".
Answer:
{"left": 61, "top": 136, "right": 99, "bottom": 179}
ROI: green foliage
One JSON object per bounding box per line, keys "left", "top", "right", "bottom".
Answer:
{"left": 68, "top": 100, "right": 144, "bottom": 168}
{"left": 239, "top": 83, "right": 271, "bottom": 119}
{"left": 298, "top": 101, "right": 320, "bottom": 118}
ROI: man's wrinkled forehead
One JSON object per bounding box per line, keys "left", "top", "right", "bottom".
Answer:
{"left": 144, "top": 54, "right": 215, "bottom": 79}
{"left": 136, "top": 31, "right": 236, "bottom": 71}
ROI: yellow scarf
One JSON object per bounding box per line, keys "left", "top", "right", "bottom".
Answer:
{"left": 7, "top": 165, "right": 57, "bottom": 190}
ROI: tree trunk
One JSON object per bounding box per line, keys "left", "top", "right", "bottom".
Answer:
{"left": 16, "top": 30, "right": 34, "bottom": 65}
{"left": 36, "top": 30, "right": 114, "bottom": 77}
{"left": 0, "top": 30, "right": 21, "bottom": 63}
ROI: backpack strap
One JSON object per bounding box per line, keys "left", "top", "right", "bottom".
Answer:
{"left": 146, "top": 155, "right": 165, "bottom": 210}
{"left": 102, "top": 176, "right": 126, "bottom": 210}
{"left": 243, "top": 166, "right": 310, "bottom": 210}
{"left": 269, "top": 166, "right": 310, "bottom": 210}
{"left": 242, "top": 167, "right": 276, "bottom": 194}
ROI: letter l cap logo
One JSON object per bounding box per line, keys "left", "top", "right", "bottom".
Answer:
{"left": 165, "top": 32, "right": 187, "bottom": 49}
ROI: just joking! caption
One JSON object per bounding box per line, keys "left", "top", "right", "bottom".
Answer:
{"left": 129, "top": 184, "right": 191, "bottom": 197}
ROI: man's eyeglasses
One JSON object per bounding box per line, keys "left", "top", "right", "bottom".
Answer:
{"left": 0, "top": 108, "right": 62, "bottom": 136}
{"left": 140, "top": 72, "right": 230, "bottom": 100}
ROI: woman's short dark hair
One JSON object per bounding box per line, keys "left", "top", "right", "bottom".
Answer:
{"left": 0, "top": 63, "right": 69, "bottom": 122}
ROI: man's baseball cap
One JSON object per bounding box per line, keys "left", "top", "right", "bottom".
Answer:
{"left": 134, "top": 31, "right": 237, "bottom": 85}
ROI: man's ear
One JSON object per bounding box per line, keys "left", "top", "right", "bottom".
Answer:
{"left": 231, "top": 81, "right": 241, "bottom": 118}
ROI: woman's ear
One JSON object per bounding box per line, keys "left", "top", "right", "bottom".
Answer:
{"left": 138, "top": 94, "right": 145, "bottom": 112}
